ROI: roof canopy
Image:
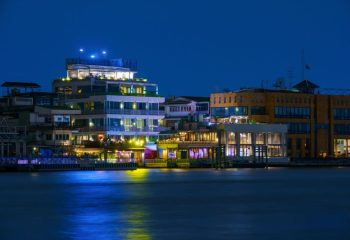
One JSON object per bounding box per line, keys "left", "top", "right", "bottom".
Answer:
{"left": 1, "top": 82, "right": 41, "bottom": 88}
{"left": 293, "top": 80, "right": 319, "bottom": 94}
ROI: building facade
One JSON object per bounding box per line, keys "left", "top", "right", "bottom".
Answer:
{"left": 0, "top": 82, "right": 78, "bottom": 157}
{"left": 162, "top": 96, "right": 210, "bottom": 131}
{"left": 157, "top": 123, "right": 288, "bottom": 163}
{"left": 210, "top": 80, "right": 350, "bottom": 158}
{"left": 53, "top": 57, "right": 165, "bottom": 161}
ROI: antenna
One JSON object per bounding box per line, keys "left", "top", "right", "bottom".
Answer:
{"left": 301, "top": 48, "right": 305, "bottom": 81}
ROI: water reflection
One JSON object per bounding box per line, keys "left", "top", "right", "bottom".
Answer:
{"left": 61, "top": 171, "right": 152, "bottom": 240}
{"left": 124, "top": 205, "right": 151, "bottom": 240}
{"left": 124, "top": 169, "right": 150, "bottom": 182}
{"left": 3, "top": 169, "right": 350, "bottom": 239}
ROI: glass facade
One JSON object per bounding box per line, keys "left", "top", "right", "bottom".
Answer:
{"left": 287, "top": 123, "right": 310, "bottom": 134}
{"left": 211, "top": 106, "right": 248, "bottom": 117}
{"left": 274, "top": 107, "right": 310, "bottom": 118}
{"left": 334, "top": 109, "right": 350, "bottom": 120}
{"left": 334, "top": 124, "right": 350, "bottom": 135}
{"left": 251, "top": 106, "right": 266, "bottom": 115}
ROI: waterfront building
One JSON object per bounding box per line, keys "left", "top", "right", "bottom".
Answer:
{"left": 0, "top": 82, "right": 78, "bottom": 157}
{"left": 210, "top": 80, "right": 350, "bottom": 158}
{"left": 157, "top": 123, "right": 288, "bottom": 163}
{"left": 161, "top": 96, "right": 210, "bottom": 131}
{"left": 0, "top": 118, "right": 26, "bottom": 158}
{"left": 52, "top": 57, "right": 165, "bottom": 161}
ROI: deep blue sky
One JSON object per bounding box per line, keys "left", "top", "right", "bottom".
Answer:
{"left": 1, "top": 0, "right": 350, "bottom": 96}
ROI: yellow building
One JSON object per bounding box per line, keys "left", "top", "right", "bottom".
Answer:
{"left": 210, "top": 80, "right": 350, "bottom": 158}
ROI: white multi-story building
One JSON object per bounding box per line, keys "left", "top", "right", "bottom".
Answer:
{"left": 52, "top": 57, "right": 165, "bottom": 160}
{"left": 162, "top": 96, "right": 210, "bottom": 130}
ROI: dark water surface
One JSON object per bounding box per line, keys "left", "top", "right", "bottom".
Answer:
{"left": 1, "top": 168, "right": 350, "bottom": 240}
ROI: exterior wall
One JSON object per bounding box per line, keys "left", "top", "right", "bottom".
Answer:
{"left": 164, "top": 102, "right": 197, "bottom": 117}
{"left": 158, "top": 123, "right": 288, "bottom": 161}
{"left": 54, "top": 77, "right": 165, "bottom": 141}
{"left": 210, "top": 91, "right": 350, "bottom": 158}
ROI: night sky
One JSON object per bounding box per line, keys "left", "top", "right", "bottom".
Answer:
{"left": 1, "top": 0, "right": 350, "bottom": 96}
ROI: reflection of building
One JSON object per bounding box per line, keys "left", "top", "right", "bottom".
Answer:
{"left": 158, "top": 123, "right": 288, "bottom": 163}
{"left": 53, "top": 57, "right": 165, "bottom": 162}
{"left": 162, "top": 96, "right": 210, "bottom": 131}
{"left": 210, "top": 80, "right": 350, "bottom": 158}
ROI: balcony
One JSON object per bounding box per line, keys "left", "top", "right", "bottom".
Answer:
{"left": 82, "top": 109, "right": 165, "bottom": 116}
{"left": 62, "top": 91, "right": 161, "bottom": 99}
{"left": 106, "top": 109, "right": 164, "bottom": 115}
{"left": 74, "top": 126, "right": 161, "bottom": 133}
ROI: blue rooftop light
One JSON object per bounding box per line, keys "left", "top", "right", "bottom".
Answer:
{"left": 90, "top": 55, "right": 95, "bottom": 59}
{"left": 102, "top": 50, "right": 107, "bottom": 55}
{"left": 79, "top": 48, "right": 84, "bottom": 52}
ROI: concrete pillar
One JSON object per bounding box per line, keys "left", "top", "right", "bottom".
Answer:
{"left": 264, "top": 133, "right": 269, "bottom": 158}
{"left": 16, "top": 142, "right": 20, "bottom": 157}
{"left": 252, "top": 133, "right": 256, "bottom": 157}
{"left": 23, "top": 142, "right": 27, "bottom": 157}
{"left": 282, "top": 133, "right": 287, "bottom": 157}
{"left": 225, "top": 131, "right": 229, "bottom": 157}
{"left": 1, "top": 142, "right": 3, "bottom": 158}
{"left": 7, "top": 143, "right": 10, "bottom": 157}
{"left": 236, "top": 132, "right": 240, "bottom": 157}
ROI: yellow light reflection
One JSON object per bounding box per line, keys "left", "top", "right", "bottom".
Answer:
{"left": 125, "top": 208, "right": 152, "bottom": 240}
{"left": 125, "top": 169, "right": 149, "bottom": 182}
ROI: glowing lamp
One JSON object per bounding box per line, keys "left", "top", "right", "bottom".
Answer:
{"left": 90, "top": 55, "right": 95, "bottom": 59}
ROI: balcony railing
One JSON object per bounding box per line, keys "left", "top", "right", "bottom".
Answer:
{"left": 82, "top": 109, "right": 165, "bottom": 115}
{"left": 107, "top": 109, "right": 164, "bottom": 115}
{"left": 60, "top": 91, "right": 161, "bottom": 99}
{"left": 74, "top": 126, "right": 161, "bottom": 132}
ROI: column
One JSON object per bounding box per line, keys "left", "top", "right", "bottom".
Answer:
{"left": 225, "top": 131, "right": 229, "bottom": 157}
{"left": 236, "top": 132, "right": 240, "bottom": 157}
{"left": 23, "top": 142, "right": 27, "bottom": 157}
{"left": 16, "top": 142, "right": 20, "bottom": 157}
{"left": 1, "top": 142, "right": 3, "bottom": 158}
{"left": 252, "top": 133, "right": 256, "bottom": 158}
{"left": 282, "top": 133, "right": 287, "bottom": 157}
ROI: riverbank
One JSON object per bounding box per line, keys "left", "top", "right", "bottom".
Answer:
{"left": 1, "top": 158, "right": 350, "bottom": 172}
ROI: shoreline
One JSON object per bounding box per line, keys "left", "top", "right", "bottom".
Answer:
{"left": 1, "top": 160, "right": 350, "bottom": 172}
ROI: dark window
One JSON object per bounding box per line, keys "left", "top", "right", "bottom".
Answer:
{"left": 274, "top": 107, "right": 310, "bottom": 118}
{"left": 251, "top": 106, "right": 266, "bottom": 115}
{"left": 334, "top": 109, "right": 350, "bottom": 120}
{"left": 287, "top": 123, "right": 310, "bottom": 134}
{"left": 211, "top": 107, "right": 248, "bottom": 117}
{"left": 334, "top": 124, "right": 350, "bottom": 134}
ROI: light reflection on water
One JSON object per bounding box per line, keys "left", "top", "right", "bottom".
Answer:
{"left": 63, "top": 169, "right": 153, "bottom": 240}
{"left": 1, "top": 168, "right": 350, "bottom": 239}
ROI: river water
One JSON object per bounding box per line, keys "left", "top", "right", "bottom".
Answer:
{"left": 1, "top": 168, "right": 350, "bottom": 240}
